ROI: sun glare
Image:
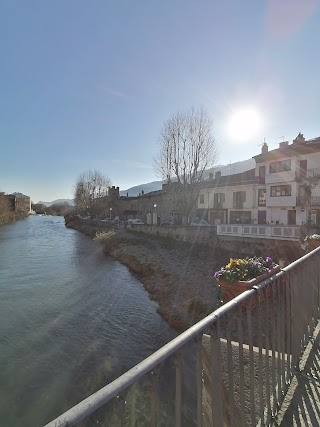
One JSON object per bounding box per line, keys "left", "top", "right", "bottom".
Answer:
{"left": 227, "top": 108, "right": 262, "bottom": 141}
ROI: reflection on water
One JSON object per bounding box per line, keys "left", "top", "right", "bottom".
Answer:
{"left": 0, "top": 216, "right": 174, "bottom": 426}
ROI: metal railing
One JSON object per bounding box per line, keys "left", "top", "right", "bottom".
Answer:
{"left": 217, "top": 224, "right": 301, "bottom": 240}
{"left": 45, "top": 248, "right": 320, "bottom": 427}
{"left": 311, "top": 196, "right": 320, "bottom": 206}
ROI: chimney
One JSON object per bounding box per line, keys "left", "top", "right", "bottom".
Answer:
{"left": 215, "top": 171, "right": 221, "bottom": 179}
{"left": 293, "top": 132, "right": 305, "bottom": 145}
{"left": 209, "top": 172, "right": 213, "bottom": 180}
{"left": 279, "top": 141, "right": 289, "bottom": 149}
{"left": 141, "top": 190, "right": 144, "bottom": 195}
{"left": 261, "top": 142, "right": 268, "bottom": 155}
{"left": 127, "top": 193, "right": 128, "bottom": 197}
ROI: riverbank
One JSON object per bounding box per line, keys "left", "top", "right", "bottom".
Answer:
{"left": 65, "top": 216, "right": 239, "bottom": 331}
{"left": 0, "top": 211, "right": 28, "bottom": 226}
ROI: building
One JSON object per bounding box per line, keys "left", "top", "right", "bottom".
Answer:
{"left": 196, "top": 133, "right": 320, "bottom": 226}
{"left": 253, "top": 133, "right": 320, "bottom": 226}
{"left": 8, "top": 192, "right": 31, "bottom": 214}
{"left": 196, "top": 170, "right": 257, "bottom": 224}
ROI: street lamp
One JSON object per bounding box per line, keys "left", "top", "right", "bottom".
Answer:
{"left": 109, "top": 207, "right": 112, "bottom": 221}
{"left": 153, "top": 204, "right": 157, "bottom": 225}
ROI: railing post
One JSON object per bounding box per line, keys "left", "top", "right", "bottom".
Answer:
{"left": 256, "top": 288, "right": 265, "bottom": 426}
{"left": 149, "top": 370, "right": 159, "bottom": 427}
{"left": 195, "top": 335, "right": 203, "bottom": 427}
{"left": 226, "top": 313, "right": 235, "bottom": 427}
{"left": 174, "top": 353, "right": 182, "bottom": 427}
{"left": 237, "top": 304, "right": 246, "bottom": 426}
{"left": 246, "top": 295, "right": 256, "bottom": 426}
{"left": 210, "top": 320, "right": 223, "bottom": 427}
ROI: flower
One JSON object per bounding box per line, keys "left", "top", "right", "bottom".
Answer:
{"left": 214, "top": 256, "right": 277, "bottom": 283}
{"left": 305, "top": 234, "right": 320, "bottom": 242}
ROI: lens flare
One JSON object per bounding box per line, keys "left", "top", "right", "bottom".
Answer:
{"left": 227, "top": 108, "right": 262, "bottom": 141}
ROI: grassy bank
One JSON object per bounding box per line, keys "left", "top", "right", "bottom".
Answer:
{"left": 0, "top": 211, "right": 29, "bottom": 225}
{"left": 65, "top": 215, "right": 236, "bottom": 331}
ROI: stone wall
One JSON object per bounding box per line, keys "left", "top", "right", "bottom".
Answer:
{"left": 129, "top": 225, "right": 303, "bottom": 263}
{"left": 128, "top": 224, "right": 217, "bottom": 243}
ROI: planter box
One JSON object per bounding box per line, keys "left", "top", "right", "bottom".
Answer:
{"left": 217, "top": 266, "right": 280, "bottom": 312}
{"left": 307, "top": 240, "right": 320, "bottom": 251}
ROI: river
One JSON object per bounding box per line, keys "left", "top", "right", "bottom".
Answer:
{"left": 0, "top": 216, "right": 175, "bottom": 426}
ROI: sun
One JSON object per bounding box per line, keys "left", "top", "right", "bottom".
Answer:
{"left": 227, "top": 108, "right": 262, "bottom": 141}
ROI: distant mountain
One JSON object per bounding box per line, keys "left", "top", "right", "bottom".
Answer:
{"left": 119, "top": 181, "right": 163, "bottom": 197}
{"left": 37, "top": 199, "right": 75, "bottom": 207}
{"left": 120, "top": 159, "right": 255, "bottom": 196}
{"left": 37, "top": 159, "right": 255, "bottom": 205}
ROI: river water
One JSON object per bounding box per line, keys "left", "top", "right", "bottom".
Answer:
{"left": 0, "top": 216, "right": 175, "bottom": 426}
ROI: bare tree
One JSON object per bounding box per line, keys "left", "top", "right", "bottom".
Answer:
{"left": 74, "top": 170, "right": 111, "bottom": 217}
{"left": 154, "top": 107, "right": 218, "bottom": 224}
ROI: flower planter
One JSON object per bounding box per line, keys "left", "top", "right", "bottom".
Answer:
{"left": 217, "top": 266, "right": 280, "bottom": 312}
{"left": 307, "top": 240, "right": 320, "bottom": 251}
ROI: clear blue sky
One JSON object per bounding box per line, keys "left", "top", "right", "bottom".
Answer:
{"left": 1, "top": 0, "right": 319, "bottom": 202}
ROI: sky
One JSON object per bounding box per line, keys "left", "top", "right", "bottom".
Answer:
{"left": 1, "top": 0, "right": 319, "bottom": 203}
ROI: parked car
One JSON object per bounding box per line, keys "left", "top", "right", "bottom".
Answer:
{"left": 126, "top": 219, "right": 144, "bottom": 225}
{"left": 160, "top": 221, "right": 174, "bottom": 226}
{"left": 190, "top": 219, "right": 210, "bottom": 226}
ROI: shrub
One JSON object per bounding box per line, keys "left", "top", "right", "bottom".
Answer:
{"left": 93, "top": 230, "right": 116, "bottom": 242}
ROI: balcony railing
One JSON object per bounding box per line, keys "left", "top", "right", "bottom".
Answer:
{"left": 45, "top": 248, "right": 320, "bottom": 427}
{"left": 217, "top": 224, "right": 301, "bottom": 240}
{"left": 307, "top": 168, "right": 320, "bottom": 178}
{"left": 311, "top": 196, "right": 320, "bottom": 206}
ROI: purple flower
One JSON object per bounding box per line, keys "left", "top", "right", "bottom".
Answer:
{"left": 214, "top": 271, "right": 220, "bottom": 279}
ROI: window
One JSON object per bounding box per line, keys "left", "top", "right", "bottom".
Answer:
{"left": 199, "top": 194, "right": 205, "bottom": 204}
{"left": 270, "top": 185, "right": 291, "bottom": 197}
{"left": 269, "top": 159, "right": 291, "bottom": 173}
{"left": 258, "top": 189, "right": 266, "bottom": 207}
{"left": 214, "top": 193, "right": 225, "bottom": 204}
{"left": 233, "top": 191, "right": 246, "bottom": 208}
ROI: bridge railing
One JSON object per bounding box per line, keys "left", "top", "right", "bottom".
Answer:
{"left": 45, "top": 248, "right": 320, "bottom": 427}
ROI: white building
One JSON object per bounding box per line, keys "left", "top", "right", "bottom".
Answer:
{"left": 196, "top": 169, "right": 257, "bottom": 224}
{"left": 196, "top": 133, "right": 320, "bottom": 226}
{"left": 253, "top": 133, "right": 320, "bottom": 226}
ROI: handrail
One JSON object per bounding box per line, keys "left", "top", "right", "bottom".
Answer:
{"left": 45, "top": 248, "right": 320, "bottom": 427}
{"left": 44, "top": 287, "right": 259, "bottom": 426}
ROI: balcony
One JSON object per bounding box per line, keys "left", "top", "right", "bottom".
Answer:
{"left": 307, "top": 168, "right": 320, "bottom": 178}
{"left": 45, "top": 249, "right": 320, "bottom": 427}
{"left": 311, "top": 196, "right": 320, "bottom": 206}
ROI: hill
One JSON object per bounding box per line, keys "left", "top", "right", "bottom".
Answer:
{"left": 120, "top": 158, "right": 255, "bottom": 196}
{"left": 37, "top": 199, "right": 75, "bottom": 207}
